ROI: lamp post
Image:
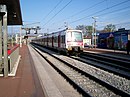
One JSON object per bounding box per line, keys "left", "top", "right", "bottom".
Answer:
{"left": 92, "top": 17, "right": 98, "bottom": 48}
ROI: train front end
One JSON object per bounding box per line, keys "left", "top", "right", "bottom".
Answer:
{"left": 66, "top": 30, "right": 84, "bottom": 55}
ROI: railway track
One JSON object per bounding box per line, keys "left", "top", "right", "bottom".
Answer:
{"left": 31, "top": 44, "right": 130, "bottom": 97}
{"left": 76, "top": 52, "right": 130, "bottom": 79}
{"left": 82, "top": 51, "right": 130, "bottom": 69}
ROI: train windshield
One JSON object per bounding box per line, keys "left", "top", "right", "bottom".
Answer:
{"left": 67, "top": 31, "right": 83, "bottom": 42}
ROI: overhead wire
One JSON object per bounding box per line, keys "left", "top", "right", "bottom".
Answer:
{"left": 104, "top": 10, "right": 130, "bottom": 22}
{"left": 41, "top": 0, "right": 130, "bottom": 31}
{"left": 96, "top": 5, "right": 130, "bottom": 29}
{"left": 97, "top": 21, "right": 130, "bottom": 29}
{"left": 70, "top": 0, "right": 130, "bottom": 24}
{"left": 40, "top": 0, "right": 63, "bottom": 22}
{"left": 65, "top": 0, "right": 106, "bottom": 20}
{"left": 97, "top": 5, "right": 130, "bottom": 17}
{"left": 42, "top": 0, "right": 73, "bottom": 27}
{"left": 96, "top": 10, "right": 130, "bottom": 29}
{"left": 53, "top": 0, "right": 107, "bottom": 25}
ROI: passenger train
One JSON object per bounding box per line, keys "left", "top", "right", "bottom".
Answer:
{"left": 97, "top": 29, "right": 130, "bottom": 50}
{"left": 31, "top": 28, "right": 84, "bottom": 55}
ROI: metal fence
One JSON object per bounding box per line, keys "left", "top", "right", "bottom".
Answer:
{"left": 8, "top": 46, "right": 19, "bottom": 73}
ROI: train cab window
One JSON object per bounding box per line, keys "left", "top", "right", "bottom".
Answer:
{"left": 72, "top": 32, "right": 82, "bottom": 42}
{"left": 67, "top": 31, "right": 82, "bottom": 42}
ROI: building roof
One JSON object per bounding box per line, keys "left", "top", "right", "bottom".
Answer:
{"left": 0, "top": 0, "right": 22, "bottom": 25}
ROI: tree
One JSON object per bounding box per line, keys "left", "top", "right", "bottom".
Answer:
{"left": 76, "top": 25, "right": 93, "bottom": 38}
{"left": 76, "top": 25, "right": 86, "bottom": 37}
{"left": 104, "top": 24, "right": 116, "bottom": 32}
{"left": 85, "top": 26, "right": 93, "bottom": 37}
{"left": 76, "top": 25, "right": 86, "bottom": 31}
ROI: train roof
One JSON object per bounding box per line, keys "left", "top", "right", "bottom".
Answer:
{"left": 52, "top": 28, "right": 82, "bottom": 34}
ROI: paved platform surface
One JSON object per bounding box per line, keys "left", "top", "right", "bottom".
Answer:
{"left": 0, "top": 45, "right": 45, "bottom": 97}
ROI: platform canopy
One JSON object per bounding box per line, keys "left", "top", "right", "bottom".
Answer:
{"left": 0, "top": 0, "right": 22, "bottom": 25}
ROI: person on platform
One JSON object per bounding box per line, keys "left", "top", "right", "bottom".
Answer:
{"left": 126, "top": 40, "right": 130, "bottom": 55}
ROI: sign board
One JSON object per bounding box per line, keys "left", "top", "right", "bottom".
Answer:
{"left": 128, "top": 34, "right": 130, "bottom": 40}
{"left": 83, "top": 39, "right": 91, "bottom": 47}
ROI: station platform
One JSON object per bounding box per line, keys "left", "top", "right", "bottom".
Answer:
{"left": 0, "top": 45, "right": 45, "bottom": 97}
{"left": 0, "top": 45, "right": 81, "bottom": 97}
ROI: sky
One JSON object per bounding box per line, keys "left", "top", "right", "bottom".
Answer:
{"left": 11, "top": 0, "right": 130, "bottom": 34}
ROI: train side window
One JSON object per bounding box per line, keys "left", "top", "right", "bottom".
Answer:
{"left": 61, "top": 35, "right": 65, "bottom": 43}
{"left": 56, "top": 36, "right": 58, "bottom": 43}
{"left": 49, "top": 37, "right": 51, "bottom": 42}
{"left": 50, "top": 37, "right": 52, "bottom": 42}
{"left": 50, "top": 37, "right": 51, "bottom": 42}
{"left": 54, "top": 36, "right": 56, "bottom": 42}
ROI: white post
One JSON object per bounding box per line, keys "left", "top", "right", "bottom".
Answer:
{"left": 0, "top": 15, "right": 2, "bottom": 66}
{"left": 3, "top": 10, "right": 8, "bottom": 77}
{"left": 20, "top": 27, "right": 22, "bottom": 47}
{"left": 15, "top": 34, "right": 18, "bottom": 44}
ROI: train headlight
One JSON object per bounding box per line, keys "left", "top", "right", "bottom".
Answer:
{"left": 68, "top": 46, "right": 72, "bottom": 50}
